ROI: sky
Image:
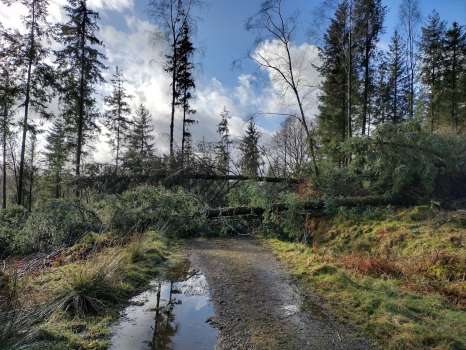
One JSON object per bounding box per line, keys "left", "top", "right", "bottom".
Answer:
{"left": 0, "top": 0, "right": 465, "bottom": 163}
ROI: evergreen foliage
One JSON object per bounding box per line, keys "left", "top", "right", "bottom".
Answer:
{"left": 239, "top": 119, "right": 261, "bottom": 177}
{"left": 123, "top": 104, "right": 155, "bottom": 175}
{"left": 103, "top": 67, "right": 132, "bottom": 173}
{"left": 54, "top": 0, "right": 106, "bottom": 178}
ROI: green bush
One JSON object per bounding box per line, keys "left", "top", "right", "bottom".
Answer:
{"left": 109, "top": 186, "right": 206, "bottom": 238}
{"left": 322, "top": 121, "right": 466, "bottom": 201}
{"left": 263, "top": 193, "right": 308, "bottom": 241}
{"left": 0, "top": 206, "right": 29, "bottom": 258}
{"left": 15, "top": 200, "right": 102, "bottom": 254}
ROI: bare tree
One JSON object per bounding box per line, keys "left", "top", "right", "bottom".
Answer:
{"left": 246, "top": 0, "right": 319, "bottom": 177}
{"left": 269, "top": 117, "right": 309, "bottom": 176}
{"left": 399, "top": 0, "right": 421, "bottom": 119}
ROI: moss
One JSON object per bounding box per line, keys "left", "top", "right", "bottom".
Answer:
{"left": 265, "top": 235, "right": 466, "bottom": 350}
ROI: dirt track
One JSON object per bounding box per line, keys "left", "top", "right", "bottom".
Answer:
{"left": 188, "top": 238, "right": 373, "bottom": 350}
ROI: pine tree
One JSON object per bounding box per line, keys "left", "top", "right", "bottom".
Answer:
{"left": 6, "top": 0, "right": 55, "bottom": 205}
{"left": 239, "top": 119, "right": 261, "bottom": 177}
{"left": 372, "top": 52, "right": 391, "bottom": 125}
{"left": 444, "top": 22, "right": 466, "bottom": 131}
{"left": 318, "top": 0, "right": 355, "bottom": 163}
{"left": 176, "top": 24, "right": 196, "bottom": 166}
{"left": 0, "top": 29, "right": 21, "bottom": 208}
{"left": 104, "top": 67, "right": 131, "bottom": 174}
{"left": 151, "top": 0, "right": 197, "bottom": 160}
{"left": 215, "top": 108, "right": 232, "bottom": 175}
{"left": 124, "top": 104, "right": 155, "bottom": 175}
{"left": 354, "top": 0, "right": 385, "bottom": 135}
{"left": 55, "top": 0, "right": 106, "bottom": 181}
{"left": 386, "top": 31, "right": 410, "bottom": 123}
{"left": 26, "top": 130, "right": 38, "bottom": 211}
{"left": 420, "top": 11, "right": 446, "bottom": 132}
{"left": 44, "top": 117, "right": 69, "bottom": 198}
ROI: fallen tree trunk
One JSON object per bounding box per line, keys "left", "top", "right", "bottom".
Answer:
{"left": 76, "top": 173, "right": 301, "bottom": 189}
{"left": 205, "top": 195, "right": 406, "bottom": 218}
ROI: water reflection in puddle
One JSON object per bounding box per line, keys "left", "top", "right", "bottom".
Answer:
{"left": 110, "top": 263, "right": 218, "bottom": 350}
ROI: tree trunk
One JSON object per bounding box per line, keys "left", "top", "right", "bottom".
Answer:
{"left": 76, "top": 4, "right": 87, "bottom": 193}
{"left": 2, "top": 103, "right": 7, "bottom": 209}
{"left": 181, "top": 89, "right": 187, "bottom": 167}
{"left": 361, "top": 34, "right": 371, "bottom": 136}
{"left": 27, "top": 140, "right": 35, "bottom": 212}
{"left": 18, "top": 0, "right": 36, "bottom": 206}
{"left": 169, "top": 41, "right": 177, "bottom": 161}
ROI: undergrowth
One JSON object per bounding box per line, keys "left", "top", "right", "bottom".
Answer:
{"left": 1, "top": 230, "right": 170, "bottom": 350}
{"left": 264, "top": 206, "right": 466, "bottom": 350}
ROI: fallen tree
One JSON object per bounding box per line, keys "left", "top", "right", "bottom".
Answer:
{"left": 205, "top": 195, "right": 410, "bottom": 218}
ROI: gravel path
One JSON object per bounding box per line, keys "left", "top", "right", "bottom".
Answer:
{"left": 188, "top": 238, "right": 373, "bottom": 350}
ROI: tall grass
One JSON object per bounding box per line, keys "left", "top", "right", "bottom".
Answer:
{"left": 53, "top": 254, "right": 125, "bottom": 317}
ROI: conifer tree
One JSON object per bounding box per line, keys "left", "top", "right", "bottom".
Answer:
{"left": 176, "top": 24, "right": 196, "bottom": 166}
{"left": 4, "top": 0, "right": 54, "bottom": 205}
{"left": 239, "top": 119, "right": 261, "bottom": 177}
{"left": 318, "top": 0, "right": 355, "bottom": 163}
{"left": 354, "top": 0, "right": 385, "bottom": 135}
{"left": 55, "top": 0, "right": 106, "bottom": 181}
{"left": 150, "top": 0, "right": 197, "bottom": 160}
{"left": 444, "top": 22, "right": 466, "bottom": 131}
{"left": 215, "top": 108, "right": 232, "bottom": 175}
{"left": 386, "top": 31, "right": 410, "bottom": 123}
{"left": 0, "top": 28, "right": 21, "bottom": 208}
{"left": 124, "top": 104, "right": 155, "bottom": 174}
{"left": 420, "top": 11, "right": 446, "bottom": 131}
{"left": 104, "top": 67, "right": 131, "bottom": 173}
{"left": 44, "top": 117, "right": 69, "bottom": 198}
{"left": 372, "top": 53, "right": 391, "bottom": 125}
{"left": 26, "top": 130, "right": 38, "bottom": 211}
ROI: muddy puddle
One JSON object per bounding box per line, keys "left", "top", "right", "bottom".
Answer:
{"left": 109, "top": 261, "right": 218, "bottom": 350}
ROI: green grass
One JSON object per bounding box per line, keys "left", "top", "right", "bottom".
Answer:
{"left": 6, "top": 230, "right": 173, "bottom": 350}
{"left": 264, "top": 207, "right": 466, "bottom": 350}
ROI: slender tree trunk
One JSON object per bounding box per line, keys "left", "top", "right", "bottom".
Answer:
{"left": 409, "top": 32, "right": 415, "bottom": 119}
{"left": 361, "top": 40, "right": 370, "bottom": 136}
{"left": 2, "top": 103, "right": 7, "bottom": 209}
{"left": 283, "top": 41, "right": 319, "bottom": 177}
{"left": 169, "top": 39, "right": 177, "bottom": 161}
{"left": 361, "top": 17, "right": 372, "bottom": 137}
{"left": 18, "top": 0, "right": 36, "bottom": 206}
{"left": 76, "top": 5, "right": 87, "bottom": 188}
{"left": 347, "top": 0, "right": 353, "bottom": 141}
{"left": 115, "top": 80, "right": 122, "bottom": 174}
{"left": 55, "top": 170, "right": 61, "bottom": 199}
{"left": 27, "top": 139, "right": 35, "bottom": 212}
{"left": 181, "top": 90, "right": 187, "bottom": 167}
{"left": 115, "top": 125, "right": 120, "bottom": 170}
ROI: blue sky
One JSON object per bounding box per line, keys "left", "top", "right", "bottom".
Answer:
{"left": 128, "top": 0, "right": 466, "bottom": 90}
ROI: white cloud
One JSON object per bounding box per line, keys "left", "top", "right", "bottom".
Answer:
{"left": 1, "top": 1, "right": 322, "bottom": 165}
{"left": 252, "top": 40, "right": 322, "bottom": 124}
{"left": 0, "top": 0, "right": 134, "bottom": 33}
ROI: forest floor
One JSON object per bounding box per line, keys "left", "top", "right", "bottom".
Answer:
{"left": 188, "top": 238, "right": 373, "bottom": 350}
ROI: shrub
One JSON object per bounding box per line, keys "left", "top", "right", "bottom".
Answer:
{"left": 263, "top": 193, "right": 309, "bottom": 241}
{"left": 0, "top": 206, "right": 29, "bottom": 258}
{"left": 109, "top": 186, "right": 206, "bottom": 238}
{"left": 15, "top": 200, "right": 102, "bottom": 254}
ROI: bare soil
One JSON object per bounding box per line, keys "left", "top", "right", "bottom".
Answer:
{"left": 188, "top": 238, "right": 374, "bottom": 350}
